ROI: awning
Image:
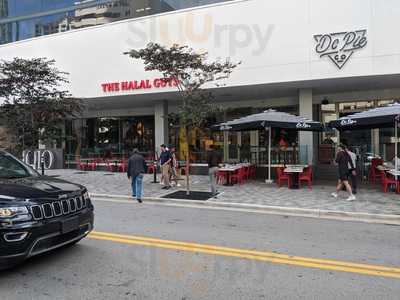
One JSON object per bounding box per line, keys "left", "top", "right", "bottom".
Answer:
{"left": 216, "top": 109, "right": 324, "bottom": 132}
{"left": 329, "top": 103, "right": 400, "bottom": 130}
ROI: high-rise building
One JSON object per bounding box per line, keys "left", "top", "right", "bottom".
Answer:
{"left": 0, "top": 0, "right": 12, "bottom": 44}
{"left": 0, "top": 0, "right": 230, "bottom": 44}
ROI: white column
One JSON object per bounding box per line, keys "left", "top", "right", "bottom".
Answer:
{"left": 299, "top": 89, "right": 314, "bottom": 165}
{"left": 237, "top": 132, "right": 241, "bottom": 162}
{"left": 372, "top": 129, "right": 380, "bottom": 156}
{"left": 223, "top": 131, "right": 229, "bottom": 162}
{"left": 250, "top": 130, "right": 259, "bottom": 164}
{"left": 154, "top": 101, "right": 169, "bottom": 154}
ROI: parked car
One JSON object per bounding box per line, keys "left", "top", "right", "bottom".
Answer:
{"left": 0, "top": 151, "right": 94, "bottom": 270}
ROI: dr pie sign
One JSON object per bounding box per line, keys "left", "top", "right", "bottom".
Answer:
{"left": 314, "top": 29, "right": 367, "bottom": 69}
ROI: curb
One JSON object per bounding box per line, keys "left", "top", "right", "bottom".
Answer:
{"left": 90, "top": 193, "right": 400, "bottom": 226}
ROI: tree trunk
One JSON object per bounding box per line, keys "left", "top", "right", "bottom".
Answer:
{"left": 185, "top": 126, "right": 190, "bottom": 196}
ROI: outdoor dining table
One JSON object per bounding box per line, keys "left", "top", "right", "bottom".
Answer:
{"left": 218, "top": 165, "right": 244, "bottom": 186}
{"left": 377, "top": 165, "right": 392, "bottom": 172}
{"left": 387, "top": 170, "right": 400, "bottom": 177}
{"left": 284, "top": 165, "right": 307, "bottom": 189}
{"left": 80, "top": 158, "right": 97, "bottom": 168}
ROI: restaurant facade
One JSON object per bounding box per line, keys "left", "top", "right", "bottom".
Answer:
{"left": 1, "top": 0, "right": 400, "bottom": 176}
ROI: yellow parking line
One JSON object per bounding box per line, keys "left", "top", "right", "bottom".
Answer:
{"left": 88, "top": 231, "right": 400, "bottom": 279}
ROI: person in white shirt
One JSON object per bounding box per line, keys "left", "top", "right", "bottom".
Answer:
{"left": 345, "top": 145, "right": 357, "bottom": 195}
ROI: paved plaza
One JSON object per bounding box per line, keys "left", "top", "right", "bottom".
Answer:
{"left": 46, "top": 169, "right": 400, "bottom": 216}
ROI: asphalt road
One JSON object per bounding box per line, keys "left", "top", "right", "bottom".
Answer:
{"left": 1, "top": 198, "right": 399, "bottom": 300}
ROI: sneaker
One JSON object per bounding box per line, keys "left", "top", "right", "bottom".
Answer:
{"left": 331, "top": 192, "right": 338, "bottom": 198}
{"left": 177, "top": 183, "right": 182, "bottom": 187}
{"left": 346, "top": 195, "right": 356, "bottom": 202}
{"left": 137, "top": 199, "right": 143, "bottom": 203}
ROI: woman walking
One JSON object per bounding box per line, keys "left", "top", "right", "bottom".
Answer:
{"left": 332, "top": 144, "right": 356, "bottom": 201}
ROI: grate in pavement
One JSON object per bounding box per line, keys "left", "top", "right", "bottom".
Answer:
{"left": 162, "top": 190, "right": 213, "bottom": 201}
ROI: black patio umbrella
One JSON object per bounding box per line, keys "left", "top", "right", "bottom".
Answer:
{"left": 329, "top": 103, "right": 400, "bottom": 130}
{"left": 329, "top": 103, "right": 400, "bottom": 175}
{"left": 216, "top": 109, "right": 324, "bottom": 183}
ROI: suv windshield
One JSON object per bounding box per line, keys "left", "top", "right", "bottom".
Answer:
{"left": 0, "top": 153, "right": 38, "bottom": 179}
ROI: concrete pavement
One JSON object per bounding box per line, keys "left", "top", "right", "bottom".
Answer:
{"left": 45, "top": 169, "right": 400, "bottom": 223}
{"left": 1, "top": 198, "right": 399, "bottom": 300}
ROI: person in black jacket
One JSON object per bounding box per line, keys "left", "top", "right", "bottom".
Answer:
{"left": 127, "top": 149, "right": 147, "bottom": 203}
{"left": 331, "top": 144, "right": 356, "bottom": 201}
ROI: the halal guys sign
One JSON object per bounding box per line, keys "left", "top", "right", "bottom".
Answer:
{"left": 101, "top": 77, "right": 178, "bottom": 93}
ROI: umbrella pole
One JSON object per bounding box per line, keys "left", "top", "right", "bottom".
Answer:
{"left": 266, "top": 126, "right": 273, "bottom": 184}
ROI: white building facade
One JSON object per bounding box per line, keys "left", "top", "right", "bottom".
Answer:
{"left": 1, "top": 0, "right": 400, "bottom": 172}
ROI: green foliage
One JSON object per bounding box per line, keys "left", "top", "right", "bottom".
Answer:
{"left": 0, "top": 57, "right": 82, "bottom": 153}
{"left": 125, "top": 43, "right": 239, "bottom": 128}
{"left": 125, "top": 43, "right": 239, "bottom": 194}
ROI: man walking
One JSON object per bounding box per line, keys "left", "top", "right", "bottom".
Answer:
{"left": 207, "top": 145, "right": 222, "bottom": 197}
{"left": 127, "top": 149, "right": 147, "bottom": 203}
{"left": 332, "top": 144, "right": 356, "bottom": 201}
{"left": 345, "top": 145, "right": 358, "bottom": 194}
{"left": 159, "top": 144, "right": 172, "bottom": 190}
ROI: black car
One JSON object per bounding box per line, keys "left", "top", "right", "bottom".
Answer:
{"left": 0, "top": 151, "right": 94, "bottom": 270}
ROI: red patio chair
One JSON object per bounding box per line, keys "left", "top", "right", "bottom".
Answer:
{"left": 276, "top": 167, "right": 292, "bottom": 188}
{"left": 217, "top": 170, "right": 228, "bottom": 185}
{"left": 382, "top": 172, "right": 398, "bottom": 193}
{"left": 147, "top": 163, "right": 156, "bottom": 174}
{"left": 87, "top": 160, "right": 97, "bottom": 171}
{"left": 105, "top": 160, "right": 115, "bottom": 172}
{"left": 397, "top": 180, "right": 400, "bottom": 194}
{"left": 249, "top": 165, "right": 257, "bottom": 179}
{"left": 299, "top": 167, "right": 313, "bottom": 189}
{"left": 243, "top": 166, "right": 251, "bottom": 181}
{"left": 76, "top": 159, "right": 87, "bottom": 171}
{"left": 231, "top": 167, "right": 246, "bottom": 185}
{"left": 118, "top": 159, "right": 128, "bottom": 173}
{"left": 369, "top": 158, "right": 384, "bottom": 184}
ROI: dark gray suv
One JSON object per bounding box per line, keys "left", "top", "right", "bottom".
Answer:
{"left": 0, "top": 151, "right": 94, "bottom": 270}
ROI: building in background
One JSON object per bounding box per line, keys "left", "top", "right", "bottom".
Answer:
{"left": 0, "top": 0, "right": 231, "bottom": 44}
{"left": 0, "top": 0, "right": 12, "bottom": 44}
{"left": 0, "top": 0, "right": 400, "bottom": 179}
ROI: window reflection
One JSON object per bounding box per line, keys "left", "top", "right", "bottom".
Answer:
{"left": 65, "top": 116, "right": 155, "bottom": 160}
{"left": 0, "top": 0, "right": 232, "bottom": 44}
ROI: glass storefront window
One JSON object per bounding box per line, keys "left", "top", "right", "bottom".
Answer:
{"left": 0, "top": 0, "right": 233, "bottom": 44}
{"left": 338, "top": 101, "right": 374, "bottom": 113}
{"left": 168, "top": 116, "right": 224, "bottom": 163}
{"left": 378, "top": 99, "right": 395, "bottom": 107}
{"left": 65, "top": 116, "right": 154, "bottom": 161}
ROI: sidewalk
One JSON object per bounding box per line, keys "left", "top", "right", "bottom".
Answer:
{"left": 46, "top": 169, "right": 400, "bottom": 217}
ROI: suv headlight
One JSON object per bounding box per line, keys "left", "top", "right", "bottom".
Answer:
{"left": 0, "top": 206, "right": 29, "bottom": 218}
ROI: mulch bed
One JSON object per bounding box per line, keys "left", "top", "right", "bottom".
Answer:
{"left": 161, "top": 190, "right": 214, "bottom": 201}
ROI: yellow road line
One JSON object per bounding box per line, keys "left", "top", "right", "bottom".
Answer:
{"left": 88, "top": 231, "right": 400, "bottom": 279}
